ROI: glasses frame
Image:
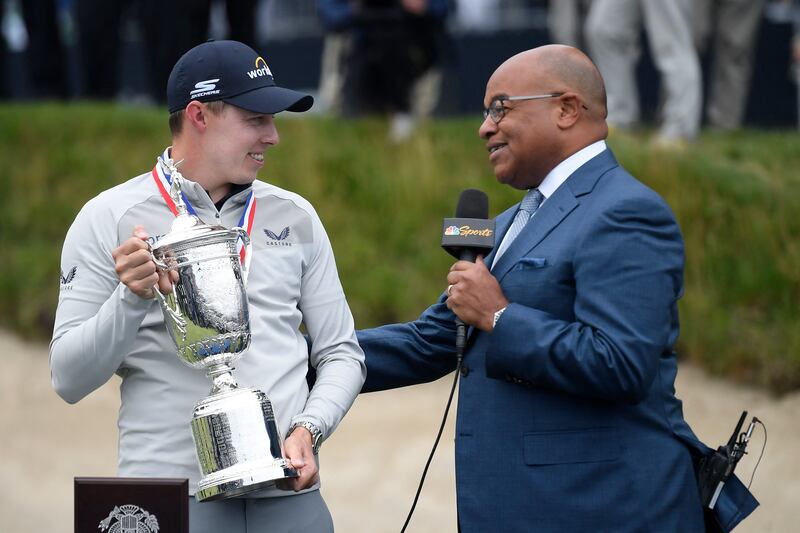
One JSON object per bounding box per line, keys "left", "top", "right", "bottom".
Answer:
{"left": 483, "top": 93, "right": 564, "bottom": 123}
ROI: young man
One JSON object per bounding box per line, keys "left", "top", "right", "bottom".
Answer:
{"left": 50, "top": 40, "right": 365, "bottom": 532}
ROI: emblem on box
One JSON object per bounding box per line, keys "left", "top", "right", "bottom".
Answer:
{"left": 99, "top": 504, "right": 160, "bottom": 532}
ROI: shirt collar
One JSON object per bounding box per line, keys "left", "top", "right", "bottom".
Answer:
{"left": 214, "top": 183, "right": 252, "bottom": 211}
{"left": 537, "top": 140, "right": 607, "bottom": 202}
{"left": 163, "top": 146, "right": 253, "bottom": 210}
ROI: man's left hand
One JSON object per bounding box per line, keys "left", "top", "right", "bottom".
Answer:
{"left": 277, "top": 428, "right": 319, "bottom": 492}
{"left": 446, "top": 256, "right": 508, "bottom": 331}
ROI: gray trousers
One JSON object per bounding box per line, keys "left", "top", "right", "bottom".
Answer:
{"left": 318, "top": 33, "right": 351, "bottom": 115}
{"left": 692, "top": 0, "right": 765, "bottom": 129}
{"left": 585, "top": 0, "right": 702, "bottom": 140}
{"left": 188, "top": 490, "right": 334, "bottom": 533}
{"left": 548, "top": 0, "right": 591, "bottom": 48}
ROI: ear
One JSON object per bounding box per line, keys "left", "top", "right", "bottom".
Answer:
{"left": 183, "top": 100, "right": 210, "bottom": 133}
{"left": 555, "top": 93, "right": 582, "bottom": 129}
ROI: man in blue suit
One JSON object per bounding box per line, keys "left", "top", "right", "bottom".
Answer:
{"left": 357, "top": 45, "right": 757, "bottom": 531}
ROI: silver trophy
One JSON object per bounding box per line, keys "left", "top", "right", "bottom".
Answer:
{"left": 150, "top": 157, "right": 297, "bottom": 502}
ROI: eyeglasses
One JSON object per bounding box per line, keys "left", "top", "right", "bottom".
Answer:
{"left": 482, "top": 93, "right": 564, "bottom": 123}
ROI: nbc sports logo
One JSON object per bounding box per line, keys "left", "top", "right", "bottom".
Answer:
{"left": 444, "top": 226, "right": 460, "bottom": 236}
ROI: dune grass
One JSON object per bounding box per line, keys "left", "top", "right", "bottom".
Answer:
{"left": 1, "top": 103, "right": 798, "bottom": 391}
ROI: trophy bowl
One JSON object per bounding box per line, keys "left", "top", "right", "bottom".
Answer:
{"left": 153, "top": 224, "right": 251, "bottom": 369}
{"left": 150, "top": 160, "right": 297, "bottom": 502}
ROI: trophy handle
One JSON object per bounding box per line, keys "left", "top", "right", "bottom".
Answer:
{"left": 152, "top": 284, "right": 188, "bottom": 341}
{"left": 147, "top": 245, "right": 188, "bottom": 340}
{"left": 234, "top": 227, "right": 252, "bottom": 286}
{"left": 148, "top": 239, "right": 170, "bottom": 271}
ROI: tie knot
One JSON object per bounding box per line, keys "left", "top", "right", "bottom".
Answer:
{"left": 519, "top": 189, "right": 544, "bottom": 215}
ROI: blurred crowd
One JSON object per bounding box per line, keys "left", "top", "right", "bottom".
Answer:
{"left": 551, "top": 0, "right": 800, "bottom": 147}
{"left": 2, "top": 0, "right": 799, "bottom": 141}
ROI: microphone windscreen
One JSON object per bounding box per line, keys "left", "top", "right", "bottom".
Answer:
{"left": 455, "top": 189, "right": 489, "bottom": 219}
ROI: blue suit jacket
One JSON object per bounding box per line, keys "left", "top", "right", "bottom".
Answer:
{"left": 358, "top": 149, "right": 757, "bottom": 532}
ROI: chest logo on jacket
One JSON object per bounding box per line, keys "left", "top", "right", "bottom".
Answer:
{"left": 60, "top": 266, "right": 77, "bottom": 289}
{"left": 264, "top": 227, "right": 292, "bottom": 246}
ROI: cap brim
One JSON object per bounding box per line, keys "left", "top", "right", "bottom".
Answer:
{"left": 224, "top": 85, "right": 314, "bottom": 114}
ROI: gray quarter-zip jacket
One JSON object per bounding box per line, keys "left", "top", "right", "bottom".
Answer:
{"left": 50, "top": 167, "right": 366, "bottom": 496}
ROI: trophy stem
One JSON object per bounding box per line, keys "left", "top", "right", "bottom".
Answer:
{"left": 207, "top": 363, "right": 239, "bottom": 394}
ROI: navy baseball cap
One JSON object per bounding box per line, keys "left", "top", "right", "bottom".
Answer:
{"left": 167, "top": 40, "right": 313, "bottom": 114}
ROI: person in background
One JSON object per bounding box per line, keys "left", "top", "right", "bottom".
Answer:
{"left": 19, "top": 0, "right": 68, "bottom": 99}
{"left": 691, "top": 0, "right": 766, "bottom": 130}
{"left": 791, "top": 0, "right": 800, "bottom": 128}
{"left": 585, "top": 0, "right": 702, "bottom": 147}
{"left": 74, "top": 0, "right": 256, "bottom": 104}
{"left": 318, "top": 0, "right": 448, "bottom": 141}
{"left": 548, "top": 0, "right": 590, "bottom": 48}
{"left": 316, "top": 0, "right": 355, "bottom": 115}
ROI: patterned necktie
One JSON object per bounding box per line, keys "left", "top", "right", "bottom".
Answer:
{"left": 493, "top": 188, "right": 545, "bottom": 263}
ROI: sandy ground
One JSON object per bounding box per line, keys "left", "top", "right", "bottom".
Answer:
{"left": 1, "top": 330, "right": 796, "bottom": 532}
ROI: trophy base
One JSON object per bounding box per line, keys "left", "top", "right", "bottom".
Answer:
{"left": 195, "top": 459, "right": 298, "bottom": 502}
{"left": 191, "top": 387, "right": 298, "bottom": 502}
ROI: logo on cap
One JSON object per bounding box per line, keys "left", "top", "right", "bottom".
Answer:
{"left": 248, "top": 57, "right": 272, "bottom": 80}
{"left": 190, "top": 79, "right": 221, "bottom": 99}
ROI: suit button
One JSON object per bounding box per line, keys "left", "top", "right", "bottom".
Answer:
{"left": 460, "top": 365, "right": 470, "bottom": 377}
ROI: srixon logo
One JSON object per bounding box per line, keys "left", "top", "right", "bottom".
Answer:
{"left": 247, "top": 57, "right": 273, "bottom": 79}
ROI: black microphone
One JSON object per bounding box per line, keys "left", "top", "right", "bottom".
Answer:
{"left": 441, "top": 189, "right": 494, "bottom": 260}
{"left": 698, "top": 410, "right": 761, "bottom": 509}
{"left": 441, "top": 189, "right": 495, "bottom": 358}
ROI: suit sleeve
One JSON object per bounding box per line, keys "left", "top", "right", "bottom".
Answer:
{"left": 486, "top": 193, "right": 684, "bottom": 404}
{"left": 358, "top": 295, "right": 459, "bottom": 393}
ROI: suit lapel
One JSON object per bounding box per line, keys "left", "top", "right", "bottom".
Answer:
{"left": 467, "top": 149, "right": 619, "bottom": 341}
{"left": 484, "top": 207, "right": 515, "bottom": 269}
{"left": 491, "top": 189, "right": 577, "bottom": 281}
{"left": 490, "top": 148, "right": 620, "bottom": 282}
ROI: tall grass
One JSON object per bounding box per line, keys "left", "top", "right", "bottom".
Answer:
{"left": 1, "top": 104, "right": 798, "bottom": 391}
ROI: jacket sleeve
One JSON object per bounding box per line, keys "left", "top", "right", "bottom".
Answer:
{"left": 49, "top": 197, "right": 152, "bottom": 404}
{"left": 486, "top": 193, "right": 685, "bottom": 404}
{"left": 294, "top": 211, "right": 366, "bottom": 438}
{"left": 357, "top": 295, "right": 459, "bottom": 393}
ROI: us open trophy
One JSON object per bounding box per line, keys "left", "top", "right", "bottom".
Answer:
{"left": 150, "top": 157, "right": 297, "bottom": 502}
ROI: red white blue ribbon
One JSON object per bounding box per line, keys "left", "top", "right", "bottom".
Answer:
{"left": 152, "top": 147, "right": 256, "bottom": 265}
{"left": 151, "top": 148, "right": 197, "bottom": 217}
{"left": 236, "top": 190, "right": 256, "bottom": 264}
